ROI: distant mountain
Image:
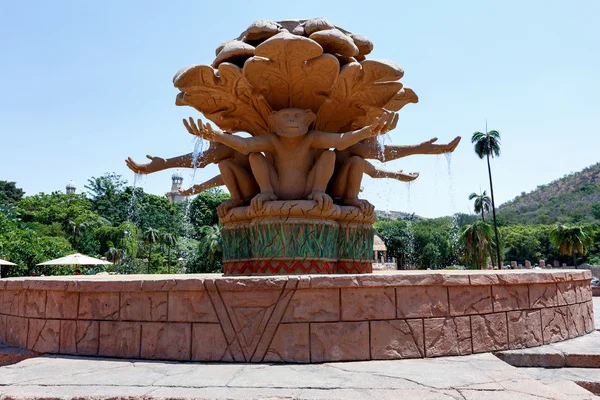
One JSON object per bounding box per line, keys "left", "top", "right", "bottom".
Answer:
{"left": 375, "top": 210, "right": 424, "bottom": 221}
{"left": 497, "top": 163, "right": 600, "bottom": 225}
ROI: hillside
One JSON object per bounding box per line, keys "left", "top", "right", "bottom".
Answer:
{"left": 375, "top": 210, "right": 424, "bottom": 221}
{"left": 497, "top": 163, "right": 600, "bottom": 225}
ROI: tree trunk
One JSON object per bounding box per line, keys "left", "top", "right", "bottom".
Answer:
{"left": 148, "top": 245, "right": 152, "bottom": 274}
{"left": 573, "top": 250, "right": 577, "bottom": 269}
{"left": 481, "top": 210, "right": 485, "bottom": 222}
{"left": 168, "top": 246, "right": 171, "bottom": 274}
{"left": 487, "top": 153, "right": 502, "bottom": 269}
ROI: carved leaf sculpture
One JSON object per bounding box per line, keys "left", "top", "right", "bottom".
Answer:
{"left": 315, "top": 60, "right": 405, "bottom": 133}
{"left": 385, "top": 87, "right": 419, "bottom": 111}
{"left": 243, "top": 32, "right": 340, "bottom": 113}
{"left": 174, "top": 63, "right": 270, "bottom": 136}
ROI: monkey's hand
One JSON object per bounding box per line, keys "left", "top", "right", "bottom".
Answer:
{"left": 308, "top": 191, "right": 333, "bottom": 210}
{"left": 419, "top": 136, "right": 461, "bottom": 154}
{"left": 368, "top": 111, "right": 399, "bottom": 136}
{"left": 183, "top": 117, "right": 222, "bottom": 141}
{"left": 178, "top": 186, "right": 196, "bottom": 197}
{"left": 125, "top": 155, "right": 167, "bottom": 174}
{"left": 250, "top": 192, "right": 277, "bottom": 212}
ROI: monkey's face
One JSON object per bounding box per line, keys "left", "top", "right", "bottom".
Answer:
{"left": 271, "top": 108, "right": 316, "bottom": 138}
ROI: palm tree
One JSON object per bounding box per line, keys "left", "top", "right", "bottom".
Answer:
{"left": 199, "top": 225, "right": 222, "bottom": 265}
{"left": 469, "top": 191, "right": 491, "bottom": 222}
{"left": 459, "top": 221, "right": 496, "bottom": 269}
{"left": 67, "top": 220, "right": 88, "bottom": 247}
{"left": 550, "top": 225, "right": 593, "bottom": 268}
{"left": 105, "top": 246, "right": 121, "bottom": 264}
{"left": 472, "top": 127, "right": 502, "bottom": 268}
{"left": 143, "top": 227, "right": 160, "bottom": 273}
{"left": 161, "top": 232, "right": 178, "bottom": 274}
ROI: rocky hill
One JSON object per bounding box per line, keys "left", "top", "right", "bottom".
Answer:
{"left": 375, "top": 210, "right": 423, "bottom": 221}
{"left": 497, "top": 162, "right": 600, "bottom": 225}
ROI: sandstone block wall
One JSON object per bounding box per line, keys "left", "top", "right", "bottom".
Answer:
{"left": 0, "top": 271, "right": 594, "bottom": 363}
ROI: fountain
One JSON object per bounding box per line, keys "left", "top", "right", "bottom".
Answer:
{"left": 0, "top": 18, "right": 593, "bottom": 363}
{"left": 126, "top": 19, "right": 461, "bottom": 275}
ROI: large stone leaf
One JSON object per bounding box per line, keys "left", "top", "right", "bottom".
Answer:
{"left": 385, "top": 87, "right": 419, "bottom": 111}
{"left": 315, "top": 60, "right": 405, "bottom": 133}
{"left": 174, "top": 63, "right": 270, "bottom": 136}
{"left": 243, "top": 32, "right": 339, "bottom": 113}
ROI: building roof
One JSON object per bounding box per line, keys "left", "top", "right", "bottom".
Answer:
{"left": 172, "top": 171, "right": 183, "bottom": 180}
{"left": 373, "top": 235, "right": 387, "bottom": 251}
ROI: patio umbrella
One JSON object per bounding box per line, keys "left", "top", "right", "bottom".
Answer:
{"left": 37, "top": 253, "right": 112, "bottom": 275}
{"left": 0, "top": 259, "right": 17, "bottom": 278}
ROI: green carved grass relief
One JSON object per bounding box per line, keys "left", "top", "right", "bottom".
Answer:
{"left": 222, "top": 220, "right": 373, "bottom": 262}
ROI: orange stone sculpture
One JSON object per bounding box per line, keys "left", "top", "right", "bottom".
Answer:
{"left": 125, "top": 18, "right": 461, "bottom": 275}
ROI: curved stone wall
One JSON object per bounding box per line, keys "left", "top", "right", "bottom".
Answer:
{"left": 0, "top": 270, "right": 594, "bottom": 363}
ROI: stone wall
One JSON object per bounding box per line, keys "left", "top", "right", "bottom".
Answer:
{"left": 0, "top": 270, "right": 594, "bottom": 363}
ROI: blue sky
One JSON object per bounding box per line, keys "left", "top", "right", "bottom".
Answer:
{"left": 1, "top": 0, "right": 599, "bottom": 218}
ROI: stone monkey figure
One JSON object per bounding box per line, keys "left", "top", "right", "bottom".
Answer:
{"left": 330, "top": 136, "right": 462, "bottom": 213}
{"left": 185, "top": 108, "right": 398, "bottom": 214}
{"left": 126, "top": 123, "right": 259, "bottom": 219}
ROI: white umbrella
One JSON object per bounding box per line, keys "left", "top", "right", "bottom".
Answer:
{"left": 0, "top": 259, "right": 17, "bottom": 279}
{"left": 37, "top": 253, "right": 112, "bottom": 275}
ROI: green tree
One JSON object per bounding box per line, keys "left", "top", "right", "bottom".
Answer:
{"left": 199, "top": 225, "right": 222, "bottom": 265}
{"left": 459, "top": 221, "right": 495, "bottom": 269}
{"left": 374, "top": 219, "right": 414, "bottom": 268}
{"left": 472, "top": 128, "right": 502, "bottom": 268}
{"left": 17, "top": 192, "right": 95, "bottom": 227}
{"left": 592, "top": 203, "right": 600, "bottom": 220}
{"left": 85, "top": 173, "right": 127, "bottom": 223}
{"left": 189, "top": 189, "right": 230, "bottom": 234}
{"left": 0, "top": 181, "right": 24, "bottom": 206}
{"left": 550, "top": 225, "right": 593, "bottom": 267}
{"left": 420, "top": 242, "right": 441, "bottom": 269}
{"left": 469, "top": 191, "right": 491, "bottom": 222}
{"left": 105, "top": 244, "right": 121, "bottom": 264}
{"left": 67, "top": 220, "right": 88, "bottom": 246}
{"left": 161, "top": 232, "right": 178, "bottom": 273}
{"left": 143, "top": 227, "right": 160, "bottom": 273}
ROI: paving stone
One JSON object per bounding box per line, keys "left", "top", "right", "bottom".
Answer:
{"left": 0, "top": 343, "right": 38, "bottom": 367}
{"left": 497, "top": 331, "right": 600, "bottom": 368}
{"left": 0, "top": 352, "right": 594, "bottom": 399}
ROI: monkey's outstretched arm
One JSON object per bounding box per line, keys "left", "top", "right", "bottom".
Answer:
{"left": 179, "top": 175, "right": 224, "bottom": 196}
{"left": 183, "top": 117, "right": 275, "bottom": 155}
{"left": 125, "top": 145, "right": 235, "bottom": 174}
{"left": 363, "top": 160, "right": 419, "bottom": 182}
{"left": 349, "top": 137, "right": 462, "bottom": 162}
{"left": 312, "top": 112, "right": 398, "bottom": 150}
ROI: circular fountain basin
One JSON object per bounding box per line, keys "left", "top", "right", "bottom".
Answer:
{"left": 0, "top": 270, "right": 593, "bottom": 363}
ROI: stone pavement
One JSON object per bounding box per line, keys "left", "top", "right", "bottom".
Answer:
{"left": 497, "top": 331, "right": 600, "bottom": 368}
{"left": 0, "top": 343, "right": 36, "bottom": 367}
{"left": 0, "top": 352, "right": 596, "bottom": 400}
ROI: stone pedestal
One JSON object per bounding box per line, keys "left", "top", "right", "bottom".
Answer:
{"left": 221, "top": 201, "right": 375, "bottom": 275}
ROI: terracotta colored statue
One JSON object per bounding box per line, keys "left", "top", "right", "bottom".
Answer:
{"left": 183, "top": 109, "right": 398, "bottom": 213}
{"left": 125, "top": 18, "right": 461, "bottom": 275}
